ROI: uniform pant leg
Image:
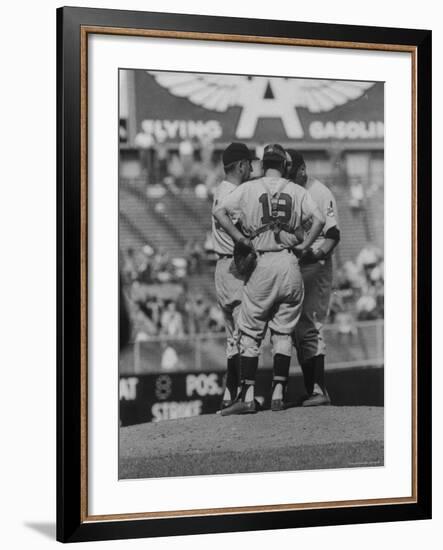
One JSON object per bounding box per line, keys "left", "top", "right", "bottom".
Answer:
{"left": 237, "top": 253, "right": 282, "bottom": 357}
{"left": 294, "top": 259, "right": 333, "bottom": 364}
{"left": 215, "top": 258, "right": 243, "bottom": 358}
{"left": 268, "top": 252, "right": 305, "bottom": 357}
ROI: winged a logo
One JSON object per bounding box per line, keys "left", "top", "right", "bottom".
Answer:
{"left": 148, "top": 71, "right": 374, "bottom": 139}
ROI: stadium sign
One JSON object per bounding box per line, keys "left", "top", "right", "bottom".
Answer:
{"left": 119, "top": 368, "right": 383, "bottom": 426}
{"left": 186, "top": 373, "right": 224, "bottom": 397}
{"left": 132, "top": 71, "right": 384, "bottom": 145}
{"left": 119, "top": 377, "right": 138, "bottom": 401}
{"left": 141, "top": 119, "right": 223, "bottom": 142}
{"left": 309, "top": 120, "right": 384, "bottom": 140}
{"left": 119, "top": 371, "right": 226, "bottom": 426}
{"left": 151, "top": 400, "right": 203, "bottom": 421}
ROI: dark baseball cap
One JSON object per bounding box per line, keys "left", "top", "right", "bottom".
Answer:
{"left": 222, "top": 142, "right": 252, "bottom": 166}
{"left": 263, "top": 143, "right": 287, "bottom": 162}
{"left": 287, "top": 149, "right": 306, "bottom": 175}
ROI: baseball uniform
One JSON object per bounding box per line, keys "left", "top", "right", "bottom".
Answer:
{"left": 221, "top": 176, "right": 323, "bottom": 358}
{"left": 294, "top": 177, "right": 340, "bottom": 363}
{"left": 212, "top": 179, "right": 244, "bottom": 359}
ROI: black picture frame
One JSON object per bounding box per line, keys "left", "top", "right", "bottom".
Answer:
{"left": 57, "top": 6, "right": 432, "bottom": 543}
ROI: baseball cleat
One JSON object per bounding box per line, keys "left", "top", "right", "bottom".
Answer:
{"left": 220, "top": 400, "right": 257, "bottom": 416}
{"left": 271, "top": 398, "right": 286, "bottom": 411}
{"left": 302, "top": 391, "right": 331, "bottom": 407}
{"left": 216, "top": 399, "right": 235, "bottom": 415}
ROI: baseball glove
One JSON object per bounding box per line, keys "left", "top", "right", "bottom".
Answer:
{"left": 233, "top": 238, "right": 257, "bottom": 279}
{"left": 294, "top": 247, "right": 325, "bottom": 265}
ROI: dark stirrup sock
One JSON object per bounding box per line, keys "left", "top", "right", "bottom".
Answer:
{"left": 300, "top": 357, "right": 316, "bottom": 396}
{"left": 239, "top": 356, "right": 259, "bottom": 402}
{"left": 272, "top": 353, "right": 291, "bottom": 400}
{"left": 313, "top": 354, "right": 327, "bottom": 394}
{"left": 225, "top": 354, "right": 240, "bottom": 401}
{"left": 273, "top": 353, "right": 291, "bottom": 379}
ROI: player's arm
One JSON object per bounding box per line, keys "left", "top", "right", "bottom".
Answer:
{"left": 213, "top": 206, "right": 245, "bottom": 243}
{"left": 293, "top": 212, "right": 324, "bottom": 254}
{"left": 315, "top": 227, "right": 341, "bottom": 259}
{"left": 293, "top": 191, "right": 325, "bottom": 254}
{"left": 314, "top": 193, "right": 341, "bottom": 259}
{"left": 213, "top": 186, "right": 251, "bottom": 247}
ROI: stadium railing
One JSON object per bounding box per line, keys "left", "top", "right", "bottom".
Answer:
{"left": 119, "top": 319, "right": 384, "bottom": 375}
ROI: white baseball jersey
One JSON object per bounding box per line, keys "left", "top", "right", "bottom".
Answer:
{"left": 211, "top": 179, "right": 239, "bottom": 255}
{"left": 220, "top": 176, "right": 322, "bottom": 252}
{"left": 303, "top": 178, "right": 339, "bottom": 253}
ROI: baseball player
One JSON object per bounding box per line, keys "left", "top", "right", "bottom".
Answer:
{"left": 214, "top": 144, "right": 325, "bottom": 415}
{"left": 287, "top": 149, "right": 341, "bottom": 406}
{"left": 212, "top": 142, "right": 253, "bottom": 410}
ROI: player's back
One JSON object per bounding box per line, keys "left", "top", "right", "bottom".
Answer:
{"left": 211, "top": 179, "right": 238, "bottom": 255}
{"left": 238, "top": 176, "right": 314, "bottom": 252}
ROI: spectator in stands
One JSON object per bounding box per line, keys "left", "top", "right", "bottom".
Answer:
{"left": 208, "top": 302, "right": 225, "bottom": 332}
{"left": 134, "top": 131, "right": 156, "bottom": 185}
{"left": 154, "top": 201, "right": 166, "bottom": 214}
{"left": 374, "top": 280, "right": 384, "bottom": 318}
{"left": 368, "top": 259, "right": 384, "bottom": 286}
{"left": 133, "top": 306, "right": 158, "bottom": 341}
{"left": 328, "top": 291, "right": 345, "bottom": 324}
{"left": 349, "top": 178, "right": 365, "bottom": 212}
{"left": 160, "top": 301, "right": 185, "bottom": 337}
{"left": 188, "top": 294, "right": 209, "bottom": 334}
{"left": 153, "top": 247, "right": 171, "bottom": 279}
{"left": 156, "top": 135, "right": 168, "bottom": 183}
{"left": 343, "top": 259, "right": 365, "bottom": 290}
{"left": 204, "top": 155, "right": 224, "bottom": 199}
{"left": 144, "top": 297, "right": 161, "bottom": 332}
{"left": 204, "top": 231, "right": 215, "bottom": 255}
{"left": 335, "top": 266, "right": 352, "bottom": 291}
{"left": 179, "top": 139, "right": 194, "bottom": 188}
{"left": 119, "top": 121, "right": 128, "bottom": 143}
{"left": 335, "top": 309, "right": 357, "bottom": 343}
{"left": 171, "top": 257, "right": 188, "bottom": 280}
{"left": 130, "top": 280, "right": 150, "bottom": 304}
{"left": 185, "top": 239, "right": 204, "bottom": 274}
{"left": 356, "top": 288, "right": 378, "bottom": 321}
{"left": 184, "top": 239, "right": 196, "bottom": 273}
{"left": 356, "top": 242, "right": 382, "bottom": 272}
{"left": 195, "top": 182, "right": 209, "bottom": 199}
{"left": 122, "top": 247, "right": 138, "bottom": 284}
{"left": 199, "top": 133, "right": 215, "bottom": 170}
{"left": 137, "top": 245, "right": 154, "bottom": 284}
{"left": 167, "top": 153, "right": 185, "bottom": 187}
{"left": 161, "top": 343, "right": 183, "bottom": 371}
{"left": 192, "top": 240, "right": 204, "bottom": 274}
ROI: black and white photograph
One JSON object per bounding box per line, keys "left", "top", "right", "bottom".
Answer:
{"left": 118, "top": 69, "right": 385, "bottom": 480}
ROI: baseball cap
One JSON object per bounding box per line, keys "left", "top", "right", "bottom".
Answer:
{"left": 286, "top": 149, "right": 306, "bottom": 175}
{"left": 222, "top": 142, "right": 252, "bottom": 166}
{"left": 263, "top": 143, "right": 287, "bottom": 162}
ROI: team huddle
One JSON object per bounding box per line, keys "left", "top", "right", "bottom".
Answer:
{"left": 212, "top": 142, "right": 340, "bottom": 415}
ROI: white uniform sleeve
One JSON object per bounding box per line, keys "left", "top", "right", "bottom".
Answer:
{"left": 219, "top": 183, "right": 246, "bottom": 219}
{"left": 300, "top": 189, "right": 324, "bottom": 225}
{"left": 319, "top": 188, "right": 339, "bottom": 233}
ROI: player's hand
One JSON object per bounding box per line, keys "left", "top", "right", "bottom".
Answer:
{"left": 236, "top": 237, "right": 253, "bottom": 254}
{"left": 292, "top": 244, "right": 307, "bottom": 259}
{"left": 294, "top": 246, "right": 318, "bottom": 264}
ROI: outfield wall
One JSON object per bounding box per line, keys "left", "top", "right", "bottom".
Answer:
{"left": 120, "top": 365, "right": 384, "bottom": 426}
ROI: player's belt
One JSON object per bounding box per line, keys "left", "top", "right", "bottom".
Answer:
{"left": 217, "top": 253, "right": 233, "bottom": 259}
{"left": 256, "top": 248, "right": 290, "bottom": 255}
